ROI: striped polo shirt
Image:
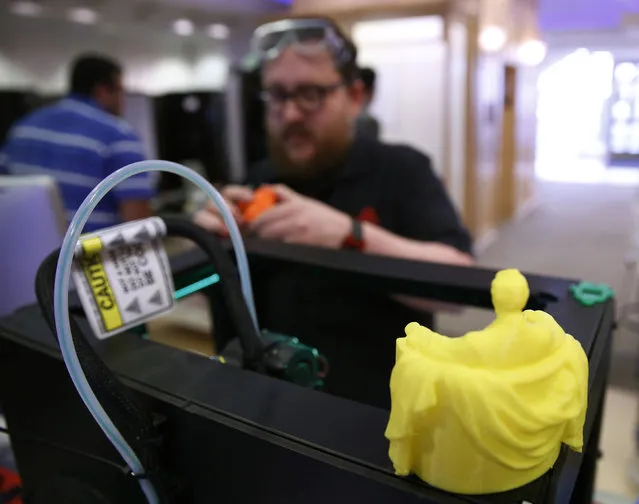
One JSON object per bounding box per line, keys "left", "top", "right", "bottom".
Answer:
{"left": 0, "top": 94, "right": 155, "bottom": 232}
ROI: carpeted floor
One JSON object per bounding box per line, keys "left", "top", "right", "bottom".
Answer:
{"left": 475, "top": 182, "right": 634, "bottom": 288}
{"left": 439, "top": 179, "right": 639, "bottom": 499}
{"left": 439, "top": 180, "right": 639, "bottom": 391}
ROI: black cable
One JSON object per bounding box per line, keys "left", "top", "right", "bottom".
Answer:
{"left": 161, "top": 216, "right": 265, "bottom": 368}
{"left": 32, "top": 217, "right": 264, "bottom": 502}
{"left": 0, "top": 425, "right": 128, "bottom": 475}
{"left": 35, "top": 251, "right": 169, "bottom": 500}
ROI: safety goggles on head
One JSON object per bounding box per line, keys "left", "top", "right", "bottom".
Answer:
{"left": 251, "top": 18, "right": 353, "bottom": 65}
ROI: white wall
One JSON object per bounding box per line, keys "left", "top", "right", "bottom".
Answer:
{"left": 224, "top": 21, "right": 258, "bottom": 182}
{"left": 446, "top": 21, "right": 468, "bottom": 213}
{"left": 536, "top": 49, "right": 614, "bottom": 167}
{"left": 0, "top": 14, "right": 229, "bottom": 95}
{"left": 123, "top": 93, "right": 159, "bottom": 158}
{"left": 353, "top": 16, "right": 447, "bottom": 176}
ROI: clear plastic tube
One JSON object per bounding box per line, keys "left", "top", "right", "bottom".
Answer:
{"left": 54, "top": 160, "right": 258, "bottom": 504}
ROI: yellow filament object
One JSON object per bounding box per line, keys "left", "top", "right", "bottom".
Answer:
{"left": 385, "top": 269, "right": 588, "bottom": 494}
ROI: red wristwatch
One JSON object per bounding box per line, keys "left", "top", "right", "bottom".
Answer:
{"left": 341, "top": 218, "right": 365, "bottom": 251}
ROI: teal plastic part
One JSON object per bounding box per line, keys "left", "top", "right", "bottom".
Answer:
{"left": 569, "top": 282, "right": 615, "bottom": 307}
{"left": 262, "top": 330, "right": 327, "bottom": 390}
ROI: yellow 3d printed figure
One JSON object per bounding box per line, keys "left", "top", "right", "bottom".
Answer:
{"left": 385, "top": 269, "right": 588, "bottom": 494}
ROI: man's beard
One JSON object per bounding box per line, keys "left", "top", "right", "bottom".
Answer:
{"left": 268, "top": 123, "right": 352, "bottom": 180}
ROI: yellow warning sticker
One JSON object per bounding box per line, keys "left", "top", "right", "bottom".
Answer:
{"left": 71, "top": 217, "right": 175, "bottom": 340}
{"left": 81, "top": 238, "right": 123, "bottom": 332}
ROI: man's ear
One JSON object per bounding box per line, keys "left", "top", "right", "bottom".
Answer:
{"left": 94, "top": 82, "right": 116, "bottom": 100}
{"left": 347, "top": 79, "right": 365, "bottom": 117}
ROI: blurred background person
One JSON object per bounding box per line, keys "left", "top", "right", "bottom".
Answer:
{"left": 356, "top": 66, "right": 380, "bottom": 139}
{"left": 0, "top": 53, "right": 154, "bottom": 231}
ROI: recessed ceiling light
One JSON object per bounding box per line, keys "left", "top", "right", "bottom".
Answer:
{"left": 173, "top": 19, "right": 194, "bottom": 36}
{"left": 68, "top": 7, "right": 99, "bottom": 25}
{"left": 517, "top": 39, "right": 547, "bottom": 67}
{"left": 10, "top": 0, "right": 43, "bottom": 17}
{"left": 479, "top": 26, "right": 507, "bottom": 53}
{"left": 207, "top": 23, "right": 229, "bottom": 40}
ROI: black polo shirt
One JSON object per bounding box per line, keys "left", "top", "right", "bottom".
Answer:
{"left": 246, "top": 136, "right": 471, "bottom": 409}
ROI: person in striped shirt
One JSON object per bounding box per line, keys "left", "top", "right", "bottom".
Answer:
{"left": 0, "top": 54, "right": 154, "bottom": 231}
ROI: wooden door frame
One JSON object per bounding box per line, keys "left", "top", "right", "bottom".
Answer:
{"left": 499, "top": 64, "right": 517, "bottom": 222}
{"left": 462, "top": 13, "right": 479, "bottom": 233}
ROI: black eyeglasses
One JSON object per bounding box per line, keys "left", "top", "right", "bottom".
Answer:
{"left": 260, "top": 82, "right": 344, "bottom": 114}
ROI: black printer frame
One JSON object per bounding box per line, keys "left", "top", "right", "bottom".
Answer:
{"left": 0, "top": 239, "right": 614, "bottom": 504}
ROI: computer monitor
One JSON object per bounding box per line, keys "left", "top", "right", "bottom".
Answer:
{"left": 152, "top": 91, "right": 229, "bottom": 213}
{"left": 0, "top": 90, "right": 40, "bottom": 145}
{"left": 0, "top": 175, "right": 67, "bottom": 316}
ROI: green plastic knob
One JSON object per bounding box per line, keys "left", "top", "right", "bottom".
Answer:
{"left": 569, "top": 282, "right": 614, "bottom": 307}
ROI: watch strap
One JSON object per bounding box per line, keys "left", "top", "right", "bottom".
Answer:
{"left": 342, "top": 218, "right": 365, "bottom": 251}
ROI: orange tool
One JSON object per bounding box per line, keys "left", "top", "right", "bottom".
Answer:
{"left": 240, "top": 187, "right": 278, "bottom": 223}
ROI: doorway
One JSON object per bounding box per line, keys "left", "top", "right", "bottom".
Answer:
{"left": 535, "top": 49, "right": 620, "bottom": 183}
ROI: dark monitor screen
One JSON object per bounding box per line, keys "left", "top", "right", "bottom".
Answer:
{"left": 0, "top": 91, "right": 41, "bottom": 145}
{"left": 241, "top": 69, "right": 268, "bottom": 169}
{"left": 154, "top": 91, "right": 229, "bottom": 191}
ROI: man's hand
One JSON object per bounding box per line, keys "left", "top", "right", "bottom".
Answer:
{"left": 193, "top": 185, "right": 254, "bottom": 236}
{"left": 250, "top": 185, "right": 351, "bottom": 248}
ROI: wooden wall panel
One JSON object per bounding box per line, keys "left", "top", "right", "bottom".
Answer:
{"left": 462, "top": 14, "right": 480, "bottom": 233}
{"left": 515, "top": 63, "right": 538, "bottom": 215}
{"left": 497, "top": 63, "right": 537, "bottom": 223}
{"left": 474, "top": 55, "right": 504, "bottom": 238}
{"left": 461, "top": 14, "right": 503, "bottom": 240}
{"left": 499, "top": 65, "right": 517, "bottom": 221}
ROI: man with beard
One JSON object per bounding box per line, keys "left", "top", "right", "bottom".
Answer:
{"left": 194, "top": 18, "right": 473, "bottom": 408}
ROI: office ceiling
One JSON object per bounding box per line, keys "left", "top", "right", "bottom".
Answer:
{"left": 538, "top": 0, "right": 639, "bottom": 48}
{"left": 149, "top": 0, "right": 289, "bottom": 16}
{"left": 153, "top": 0, "right": 291, "bottom": 8}
{"left": 14, "top": 0, "right": 639, "bottom": 30}
{"left": 4, "top": 0, "right": 289, "bottom": 26}
{"left": 539, "top": 0, "right": 639, "bottom": 32}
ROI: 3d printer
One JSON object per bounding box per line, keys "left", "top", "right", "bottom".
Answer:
{"left": 0, "top": 229, "right": 613, "bottom": 504}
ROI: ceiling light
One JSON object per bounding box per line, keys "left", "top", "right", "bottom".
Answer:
{"left": 68, "top": 7, "right": 99, "bottom": 25}
{"left": 173, "top": 19, "right": 194, "bottom": 36}
{"left": 10, "top": 1, "right": 43, "bottom": 17}
{"left": 615, "top": 62, "right": 638, "bottom": 84}
{"left": 517, "top": 39, "right": 547, "bottom": 67}
{"left": 479, "top": 26, "right": 507, "bottom": 53}
{"left": 207, "top": 23, "right": 230, "bottom": 40}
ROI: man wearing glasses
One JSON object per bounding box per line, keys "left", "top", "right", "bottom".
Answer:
{"left": 195, "top": 18, "right": 473, "bottom": 408}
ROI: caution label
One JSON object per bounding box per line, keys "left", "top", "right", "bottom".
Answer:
{"left": 72, "top": 218, "right": 175, "bottom": 340}
{"left": 81, "top": 239, "right": 123, "bottom": 331}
